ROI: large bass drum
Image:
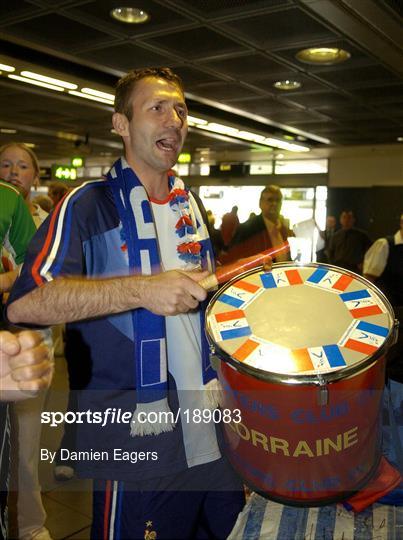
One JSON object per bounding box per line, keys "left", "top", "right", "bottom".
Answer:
{"left": 205, "top": 263, "right": 398, "bottom": 506}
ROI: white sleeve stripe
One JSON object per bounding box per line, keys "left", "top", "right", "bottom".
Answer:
{"left": 39, "top": 179, "right": 106, "bottom": 280}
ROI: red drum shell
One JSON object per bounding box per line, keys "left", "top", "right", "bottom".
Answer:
{"left": 206, "top": 263, "right": 396, "bottom": 506}
{"left": 218, "top": 354, "right": 385, "bottom": 506}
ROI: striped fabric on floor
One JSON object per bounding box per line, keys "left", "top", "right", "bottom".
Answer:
{"left": 228, "top": 493, "right": 403, "bottom": 540}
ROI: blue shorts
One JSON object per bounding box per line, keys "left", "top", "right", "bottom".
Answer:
{"left": 91, "top": 458, "right": 245, "bottom": 539}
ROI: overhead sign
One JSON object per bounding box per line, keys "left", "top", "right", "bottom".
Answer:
{"left": 219, "top": 164, "right": 231, "bottom": 171}
{"left": 71, "top": 156, "right": 84, "bottom": 167}
{"left": 210, "top": 164, "right": 249, "bottom": 176}
{"left": 177, "top": 152, "right": 191, "bottom": 164}
{"left": 52, "top": 165, "right": 77, "bottom": 181}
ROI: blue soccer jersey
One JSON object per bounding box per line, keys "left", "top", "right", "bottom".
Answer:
{"left": 8, "top": 175, "right": 221, "bottom": 481}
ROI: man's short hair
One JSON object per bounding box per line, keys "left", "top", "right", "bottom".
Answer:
{"left": 340, "top": 209, "right": 354, "bottom": 217}
{"left": 260, "top": 185, "right": 283, "bottom": 201}
{"left": 115, "top": 67, "right": 185, "bottom": 121}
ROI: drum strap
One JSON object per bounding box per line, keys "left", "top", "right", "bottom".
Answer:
{"left": 386, "top": 380, "right": 403, "bottom": 471}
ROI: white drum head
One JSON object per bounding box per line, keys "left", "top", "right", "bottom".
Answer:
{"left": 206, "top": 264, "right": 394, "bottom": 376}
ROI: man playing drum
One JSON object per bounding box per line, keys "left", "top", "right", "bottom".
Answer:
{"left": 7, "top": 67, "right": 245, "bottom": 540}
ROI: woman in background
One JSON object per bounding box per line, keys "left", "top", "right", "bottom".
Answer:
{"left": 0, "top": 143, "right": 53, "bottom": 540}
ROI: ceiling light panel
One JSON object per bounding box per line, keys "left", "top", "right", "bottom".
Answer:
{"left": 296, "top": 47, "right": 351, "bottom": 65}
{"left": 110, "top": 7, "right": 150, "bottom": 24}
{"left": 273, "top": 80, "right": 302, "bottom": 90}
{"left": 20, "top": 71, "right": 78, "bottom": 89}
{"left": 81, "top": 88, "right": 115, "bottom": 101}
{"left": 0, "top": 63, "right": 15, "bottom": 72}
{"left": 68, "top": 90, "right": 114, "bottom": 105}
{"left": 189, "top": 117, "right": 310, "bottom": 152}
{"left": 8, "top": 74, "right": 65, "bottom": 92}
{"left": 187, "top": 115, "right": 208, "bottom": 126}
{"left": 0, "top": 55, "right": 114, "bottom": 109}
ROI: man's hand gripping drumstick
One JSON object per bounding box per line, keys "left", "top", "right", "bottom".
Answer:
{"left": 199, "top": 242, "right": 290, "bottom": 291}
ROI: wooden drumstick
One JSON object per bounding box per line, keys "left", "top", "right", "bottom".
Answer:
{"left": 199, "top": 242, "right": 290, "bottom": 291}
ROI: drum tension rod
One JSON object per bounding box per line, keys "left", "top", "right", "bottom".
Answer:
{"left": 317, "top": 376, "right": 329, "bottom": 406}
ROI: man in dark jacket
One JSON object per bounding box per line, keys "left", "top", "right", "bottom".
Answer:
{"left": 222, "top": 185, "right": 292, "bottom": 263}
{"left": 328, "top": 210, "right": 371, "bottom": 274}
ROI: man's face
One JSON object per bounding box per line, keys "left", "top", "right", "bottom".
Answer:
{"left": 260, "top": 190, "right": 282, "bottom": 221}
{"left": 340, "top": 211, "right": 355, "bottom": 229}
{"left": 326, "top": 216, "right": 336, "bottom": 229}
{"left": 119, "top": 77, "right": 188, "bottom": 173}
{"left": 0, "top": 146, "right": 37, "bottom": 199}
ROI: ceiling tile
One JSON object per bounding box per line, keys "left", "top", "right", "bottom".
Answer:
{"left": 322, "top": 105, "right": 387, "bottom": 120}
{"left": 285, "top": 120, "right": 333, "bottom": 131}
{"left": 351, "top": 84, "right": 403, "bottom": 103}
{"left": 143, "top": 27, "right": 246, "bottom": 59}
{"left": 80, "top": 43, "right": 172, "bottom": 72}
{"left": 223, "top": 96, "right": 298, "bottom": 114}
{"left": 269, "top": 110, "right": 331, "bottom": 123}
{"left": 171, "top": 0, "right": 292, "bottom": 18}
{"left": 172, "top": 66, "right": 224, "bottom": 88}
{"left": 316, "top": 65, "right": 400, "bottom": 88}
{"left": 382, "top": 0, "right": 403, "bottom": 19}
{"left": 0, "top": 0, "right": 41, "bottom": 21}
{"left": 376, "top": 103, "right": 403, "bottom": 118}
{"left": 339, "top": 118, "right": 399, "bottom": 129}
{"left": 5, "top": 13, "right": 112, "bottom": 50}
{"left": 287, "top": 92, "right": 353, "bottom": 108}
{"left": 222, "top": 7, "right": 338, "bottom": 48}
{"left": 199, "top": 53, "right": 289, "bottom": 80}
{"left": 189, "top": 82, "right": 262, "bottom": 101}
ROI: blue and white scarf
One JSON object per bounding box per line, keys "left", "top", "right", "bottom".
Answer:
{"left": 107, "top": 158, "right": 216, "bottom": 436}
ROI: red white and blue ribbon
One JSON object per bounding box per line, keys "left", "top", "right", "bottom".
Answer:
{"left": 168, "top": 178, "right": 202, "bottom": 267}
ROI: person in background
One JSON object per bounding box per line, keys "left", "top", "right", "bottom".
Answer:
{"left": 328, "top": 210, "right": 371, "bottom": 274}
{"left": 0, "top": 331, "right": 53, "bottom": 540}
{"left": 246, "top": 211, "right": 256, "bottom": 223}
{"left": 0, "top": 181, "right": 36, "bottom": 295}
{"left": 31, "top": 195, "right": 53, "bottom": 215}
{"left": 317, "top": 215, "right": 337, "bottom": 264}
{"left": 206, "top": 209, "right": 224, "bottom": 258}
{"left": 0, "top": 143, "right": 54, "bottom": 540}
{"left": 0, "top": 144, "right": 47, "bottom": 228}
{"left": 46, "top": 182, "right": 68, "bottom": 208}
{"left": 7, "top": 66, "right": 245, "bottom": 540}
{"left": 0, "top": 179, "right": 50, "bottom": 540}
{"left": 364, "top": 212, "right": 403, "bottom": 381}
{"left": 220, "top": 205, "right": 239, "bottom": 248}
{"left": 222, "top": 185, "right": 292, "bottom": 264}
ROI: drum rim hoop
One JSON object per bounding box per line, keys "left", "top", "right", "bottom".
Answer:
{"left": 206, "top": 262, "right": 396, "bottom": 385}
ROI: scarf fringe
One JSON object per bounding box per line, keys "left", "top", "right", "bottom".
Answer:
{"left": 203, "top": 378, "right": 223, "bottom": 411}
{"left": 130, "top": 399, "right": 175, "bottom": 437}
